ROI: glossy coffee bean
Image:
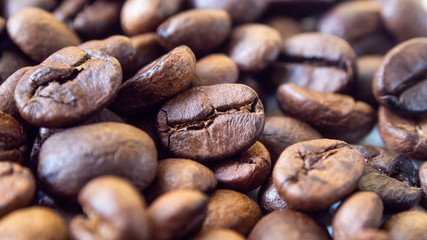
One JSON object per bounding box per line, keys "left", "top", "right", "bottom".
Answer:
{"left": 157, "top": 9, "right": 232, "bottom": 55}
{"left": 157, "top": 83, "right": 265, "bottom": 161}
{"left": 211, "top": 141, "right": 271, "bottom": 193}
{"left": 148, "top": 190, "right": 208, "bottom": 240}
{"left": 0, "top": 207, "right": 68, "bottom": 240}
{"left": 271, "top": 32, "right": 356, "bottom": 93}
{"left": 382, "top": 211, "right": 427, "bottom": 240}
{"left": 273, "top": 139, "right": 365, "bottom": 211}
{"left": 38, "top": 122, "right": 157, "bottom": 200}
{"left": 373, "top": 38, "right": 427, "bottom": 115}
{"left": 14, "top": 46, "right": 122, "bottom": 128}
{"left": 202, "top": 189, "right": 261, "bottom": 236}
{"left": 0, "top": 49, "right": 32, "bottom": 85}
{"left": 248, "top": 209, "right": 330, "bottom": 240}
{"left": 70, "top": 176, "right": 151, "bottom": 240}
{"left": 378, "top": 106, "right": 427, "bottom": 159}
{"left": 7, "top": 7, "right": 81, "bottom": 62}
{"left": 332, "top": 192, "right": 383, "bottom": 240}
{"left": 110, "top": 45, "right": 195, "bottom": 116}
{"left": 226, "top": 24, "right": 282, "bottom": 72}
{"left": 277, "top": 83, "right": 376, "bottom": 143}
{"left": 192, "top": 54, "right": 239, "bottom": 87}
{"left": 354, "top": 55, "right": 383, "bottom": 107}
{"left": 130, "top": 33, "right": 166, "bottom": 73}
{"left": 351, "top": 144, "right": 400, "bottom": 175}
{"left": 0, "top": 111, "right": 26, "bottom": 163}
{"left": 257, "top": 177, "right": 289, "bottom": 214}
{"left": 191, "top": 229, "right": 245, "bottom": 240}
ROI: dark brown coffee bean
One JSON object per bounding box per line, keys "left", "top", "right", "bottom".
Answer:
{"left": 382, "top": 211, "right": 427, "bottom": 240}
{"left": 381, "top": 0, "right": 427, "bottom": 42}
{"left": 187, "top": 0, "right": 268, "bottom": 24}
{"left": 257, "top": 177, "right": 289, "bottom": 214}
{"left": 2, "top": 0, "right": 57, "bottom": 18}
{"left": 259, "top": 116, "right": 322, "bottom": 163}
{"left": 130, "top": 33, "right": 166, "bottom": 73}
{"left": 0, "top": 49, "right": 32, "bottom": 85}
{"left": 332, "top": 192, "right": 383, "bottom": 240}
{"left": 14, "top": 46, "right": 122, "bottom": 128}
{"left": 0, "top": 67, "right": 31, "bottom": 120}
{"left": 373, "top": 38, "right": 427, "bottom": 115}
{"left": 7, "top": 7, "right": 81, "bottom": 62}
{"left": 38, "top": 122, "right": 157, "bottom": 200}
{"left": 157, "top": 83, "right": 265, "bottom": 162}
{"left": 192, "top": 54, "right": 239, "bottom": 87}
{"left": 148, "top": 190, "right": 208, "bottom": 240}
{"left": 277, "top": 83, "right": 376, "bottom": 143}
{"left": 271, "top": 33, "right": 356, "bottom": 93}
{"left": 121, "top": 0, "right": 182, "bottom": 36}
{"left": 348, "top": 229, "right": 390, "bottom": 240}
{"left": 226, "top": 24, "right": 281, "bottom": 72}
{"left": 211, "top": 141, "right": 271, "bottom": 193}
{"left": 0, "top": 162, "right": 35, "bottom": 218}
{"left": 191, "top": 229, "right": 245, "bottom": 240}
{"left": 145, "top": 158, "right": 217, "bottom": 201}
{"left": 420, "top": 162, "right": 427, "bottom": 208}
{"left": 0, "top": 207, "right": 68, "bottom": 240}
{"left": 378, "top": 106, "right": 427, "bottom": 159}
{"left": 273, "top": 139, "right": 365, "bottom": 211}
{"left": 354, "top": 55, "right": 383, "bottom": 107}
{"left": 202, "top": 189, "right": 261, "bottom": 236}
{"left": 248, "top": 209, "right": 330, "bottom": 240}
{"left": 110, "top": 45, "right": 195, "bottom": 116}
{"left": 70, "top": 176, "right": 151, "bottom": 240}
{"left": 0, "top": 111, "right": 26, "bottom": 163}
{"left": 351, "top": 144, "right": 400, "bottom": 175}
{"left": 265, "top": 16, "right": 301, "bottom": 40}
{"left": 157, "top": 9, "right": 232, "bottom": 55}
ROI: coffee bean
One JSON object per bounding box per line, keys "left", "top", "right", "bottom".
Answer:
{"left": 248, "top": 209, "right": 330, "bottom": 240}
{"left": 273, "top": 139, "right": 365, "bottom": 211}
{"left": 110, "top": 45, "right": 195, "bottom": 116}
{"left": 378, "top": 106, "right": 427, "bottom": 159}
{"left": 0, "top": 207, "right": 68, "bottom": 240}
{"left": 332, "top": 192, "right": 383, "bottom": 240}
{"left": 192, "top": 54, "right": 239, "bottom": 87}
{"left": 211, "top": 141, "right": 271, "bottom": 193}
{"left": 157, "top": 9, "right": 232, "bottom": 55}
{"left": 348, "top": 229, "right": 390, "bottom": 240}
{"left": 277, "top": 83, "right": 376, "bottom": 143}
{"left": 0, "top": 67, "right": 31, "bottom": 120}
{"left": 354, "top": 55, "right": 383, "bottom": 107}
{"left": 373, "top": 38, "right": 427, "bottom": 115}
{"left": 121, "top": 0, "right": 182, "bottom": 36}
{"left": 7, "top": 7, "right": 81, "bottom": 62}
{"left": 265, "top": 16, "right": 301, "bottom": 40}
{"left": 0, "top": 111, "right": 26, "bottom": 163}
{"left": 157, "top": 83, "right": 265, "bottom": 161}
{"left": 130, "top": 33, "right": 166, "bottom": 73}
{"left": 226, "top": 24, "right": 282, "bottom": 72}
{"left": 271, "top": 32, "right": 356, "bottom": 93}
{"left": 70, "top": 176, "right": 151, "bottom": 240}
{"left": 257, "top": 177, "right": 289, "bottom": 214}
{"left": 351, "top": 144, "right": 400, "bottom": 175}
{"left": 0, "top": 49, "right": 32, "bottom": 85}
{"left": 191, "top": 229, "right": 245, "bottom": 240}
{"left": 38, "top": 122, "right": 157, "bottom": 200}
{"left": 14, "top": 46, "right": 122, "bottom": 128}
{"left": 0, "top": 162, "right": 35, "bottom": 218}
{"left": 2, "top": 0, "right": 57, "bottom": 18}
{"left": 420, "top": 162, "right": 427, "bottom": 208}
{"left": 382, "top": 211, "right": 427, "bottom": 240}
{"left": 202, "top": 189, "right": 261, "bottom": 236}
{"left": 148, "top": 190, "right": 208, "bottom": 240}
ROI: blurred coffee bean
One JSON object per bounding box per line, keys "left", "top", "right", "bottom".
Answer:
{"left": 192, "top": 54, "right": 239, "bottom": 87}
{"left": 264, "top": 16, "right": 301, "bottom": 40}
{"left": 0, "top": 49, "right": 32, "bottom": 85}
{"left": 0, "top": 111, "right": 26, "bottom": 163}
{"left": 257, "top": 177, "right": 289, "bottom": 214}
{"left": 354, "top": 55, "right": 383, "bottom": 107}
{"left": 2, "top": 0, "right": 57, "bottom": 18}
{"left": 349, "top": 229, "right": 390, "bottom": 240}
{"left": 420, "top": 162, "right": 427, "bottom": 208}
{"left": 0, "top": 67, "right": 31, "bottom": 120}
{"left": 382, "top": 211, "right": 427, "bottom": 240}
{"left": 130, "top": 33, "right": 166, "bottom": 73}
{"left": 191, "top": 229, "right": 245, "bottom": 240}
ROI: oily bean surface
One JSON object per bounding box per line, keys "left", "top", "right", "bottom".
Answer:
{"left": 257, "top": 177, "right": 289, "bottom": 214}
{"left": 382, "top": 211, "right": 427, "bottom": 240}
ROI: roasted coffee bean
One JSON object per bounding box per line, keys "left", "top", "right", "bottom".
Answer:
{"left": 382, "top": 211, "right": 427, "bottom": 240}
{"left": 192, "top": 54, "right": 239, "bottom": 87}
{"left": 270, "top": 32, "right": 356, "bottom": 93}
{"left": 70, "top": 176, "right": 151, "bottom": 240}
{"left": 157, "top": 9, "right": 232, "bottom": 55}
{"left": 191, "top": 229, "right": 245, "bottom": 240}
{"left": 157, "top": 83, "right": 265, "bottom": 162}
{"left": 0, "top": 67, "right": 31, "bottom": 120}
{"left": 145, "top": 158, "right": 217, "bottom": 201}
{"left": 2, "top": 0, "right": 57, "bottom": 18}
{"left": 332, "top": 192, "right": 383, "bottom": 240}
{"left": 0, "top": 111, "right": 26, "bottom": 163}
{"left": 351, "top": 144, "right": 400, "bottom": 175}
{"left": 0, "top": 49, "right": 32, "bottom": 85}
{"left": 187, "top": 0, "right": 268, "bottom": 24}
{"left": 121, "top": 0, "right": 182, "bottom": 36}
{"left": 211, "top": 141, "right": 271, "bottom": 193}
{"left": 317, "top": 1, "right": 393, "bottom": 55}
{"left": 348, "top": 229, "right": 390, "bottom": 240}
{"left": 354, "top": 55, "right": 383, "bottom": 107}
{"left": 378, "top": 107, "right": 427, "bottom": 159}
{"left": 265, "top": 16, "right": 301, "bottom": 40}
{"left": 14, "top": 46, "right": 122, "bottom": 128}
{"left": 248, "top": 209, "right": 330, "bottom": 240}
{"left": 7, "top": 7, "right": 81, "bottom": 62}
{"left": 130, "top": 33, "right": 166, "bottom": 73}
{"left": 0, "top": 207, "right": 68, "bottom": 240}
{"left": 373, "top": 38, "right": 427, "bottom": 115}
{"left": 202, "top": 189, "right": 261, "bottom": 236}
{"left": 420, "top": 162, "right": 427, "bottom": 208}
{"left": 38, "top": 122, "right": 157, "bottom": 200}
{"left": 0, "top": 162, "right": 35, "bottom": 218}
{"left": 259, "top": 116, "right": 322, "bottom": 163}
{"left": 257, "top": 177, "right": 289, "bottom": 214}
{"left": 381, "top": 0, "right": 427, "bottom": 42}
{"left": 277, "top": 83, "right": 376, "bottom": 143}
{"left": 110, "top": 45, "right": 195, "bottom": 116}
{"left": 148, "top": 190, "right": 208, "bottom": 240}
{"left": 273, "top": 139, "right": 365, "bottom": 211}
{"left": 226, "top": 24, "right": 281, "bottom": 72}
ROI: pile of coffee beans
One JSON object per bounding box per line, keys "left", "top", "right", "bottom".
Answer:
{"left": 0, "top": 0, "right": 426, "bottom": 239}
